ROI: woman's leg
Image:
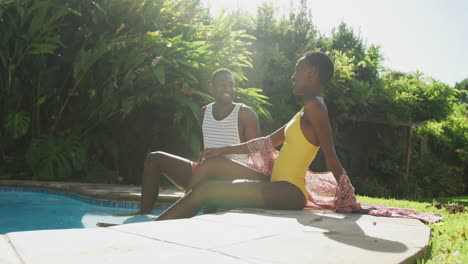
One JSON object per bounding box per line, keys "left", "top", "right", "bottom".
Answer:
{"left": 156, "top": 180, "right": 306, "bottom": 221}
{"left": 139, "top": 151, "right": 194, "bottom": 213}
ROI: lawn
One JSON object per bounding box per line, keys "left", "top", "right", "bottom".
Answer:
{"left": 357, "top": 196, "right": 468, "bottom": 264}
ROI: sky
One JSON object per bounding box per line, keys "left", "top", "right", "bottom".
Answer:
{"left": 200, "top": 0, "right": 468, "bottom": 86}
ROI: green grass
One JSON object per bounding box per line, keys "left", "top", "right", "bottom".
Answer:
{"left": 357, "top": 195, "right": 468, "bottom": 264}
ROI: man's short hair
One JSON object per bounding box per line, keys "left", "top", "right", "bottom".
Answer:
{"left": 211, "top": 68, "right": 233, "bottom": 83}
{"left": 303, "top": 51, "right": 334, "bottom": 84}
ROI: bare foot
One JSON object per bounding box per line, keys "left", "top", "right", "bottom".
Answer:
{"left": 96, "top": 222, "right": 118, "bottom": 227}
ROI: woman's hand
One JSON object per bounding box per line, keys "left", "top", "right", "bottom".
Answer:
{"left": 197, "top": 147, "right": 225, "bottom": 164}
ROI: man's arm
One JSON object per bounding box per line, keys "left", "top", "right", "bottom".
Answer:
{"left": 199, "top": 106, "right": 207, "bottom": 151}
{"left": 239, "top": 105, "right": 285, "bottom": 147}
{"left": 200, "top": 106, "right": 207, "bottom": 127}
{"left": 239, "top": 105, "right": 260, "bottom": 142}
{"left": 305, "top": 98, "right": 345, "bottom": 180}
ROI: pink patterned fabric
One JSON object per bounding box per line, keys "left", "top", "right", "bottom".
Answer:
{"left": 246, "top": 137, "right": 443, "bottom": 224}
{"left": 246, "top": 137, "right": 277, "bottom": 176}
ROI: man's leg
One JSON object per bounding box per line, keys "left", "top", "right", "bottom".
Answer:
{"left": 139, "top": 151, "right": 194, "bottom": 213}
{"left": 189, "top": 157, "right": 268, "bottom": 189}
{"left": 156, "top": 180, "right": 306, "bottom": 221}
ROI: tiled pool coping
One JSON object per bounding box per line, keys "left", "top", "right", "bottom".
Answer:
{"left": 0, "top": 187, "right": 169, "bottom": 210}
{"left": 0, "top": 180, "right": 183, "bottom": 208}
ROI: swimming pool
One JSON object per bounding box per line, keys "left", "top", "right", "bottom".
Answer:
{"left": 0, "top": 188, "right": 168, "bottom": 234}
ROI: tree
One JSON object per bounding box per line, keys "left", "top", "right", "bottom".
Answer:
{"left": 0, "top": 0, "right": 270, "bottom": 183}
{"left": 455, "top": 78, "right": 468, "bottom": 103}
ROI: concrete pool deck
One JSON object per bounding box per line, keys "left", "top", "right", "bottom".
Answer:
{"left": 0, "top": 180, "right": 431, "bottom": 263}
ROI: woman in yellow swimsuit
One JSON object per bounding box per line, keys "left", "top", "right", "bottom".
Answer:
{"left": 156, "top": 51, "right": 346, "bottom": 221}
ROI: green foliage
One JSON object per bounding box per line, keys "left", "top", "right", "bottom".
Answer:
{"left": 0, "top": 0, "right": 465, "bottom": 199}
{"left": 412, "top": 103, "right": 468, "bottom": 197}
{"left": 319, "top": 22, "right": 382, "bottom": 83}
{"left": 81, "top": 160, "right": 117, "bottom": 184}
{"left": 383, "top": 73, "right": 457, "bottom": 122}
{"left": 417, "top": 103, "right": 468, "bottom": 163}
{"left": 4, "top": 111, "right": 30, "bottom": 139}
{"left": 350, "top": 175, "right": 389, "bottom": 198}
{"left": 0, "top": 0, "right": 71, "bottom": 138}
{"left": 324, "top": 50, "right": 379, "bottom": 120}
{"left": 412, "top": 154, "right": 465, "bottom": 197}
{"left": 235, "top": 88, "right": 272, "bottom": 122}
{"left": 455, "top": 78, "right": 468, "bottom": 103}
{"left": 0, "top": 0, "right": 269, "bottom": 183}
{"left": 26, "top": 134, "right": 85, "bottom": 180}
{"left": 239, "top": 1, "right": 317, "bottom": 131}
{"left": 287, "top": 0, "right": 317, "bottom": 54}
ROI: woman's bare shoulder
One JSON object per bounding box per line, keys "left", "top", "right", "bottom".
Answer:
{"left": 304, "top": 96, "right": 327, "bottom": 114}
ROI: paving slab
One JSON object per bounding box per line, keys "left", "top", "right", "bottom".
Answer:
{"left": 110, "top": 218, "right": 282, "bottom": 249}
{"left": 6, "top": 227, "right": 247, "bottom": 264}
{"left": 112, "top": 209, "right": 430, "bottom": 264}
{"left": 4, "top": 209, "right": 429, "bottom": 264}
{"left": 0, "top": 235, "right": 22, "bottom": 264}
{"left": 210, "top": 210, "right": 429, "bottom": 264}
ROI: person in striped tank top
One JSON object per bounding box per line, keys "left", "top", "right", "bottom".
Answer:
{"left": 105, "top": 69, "right": 263, "bottom": 218}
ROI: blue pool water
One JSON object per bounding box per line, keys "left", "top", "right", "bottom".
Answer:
{"left": 0, "top": 189, "right": 165, "bottom": 234}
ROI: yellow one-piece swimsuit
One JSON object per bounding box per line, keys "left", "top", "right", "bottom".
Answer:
{"left": 270, "top": 109, "right": 320, "bottom": 199}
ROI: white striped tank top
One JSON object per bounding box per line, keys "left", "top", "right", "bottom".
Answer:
{"left": 202, "top": 103, "right": 248, "bottom": 164}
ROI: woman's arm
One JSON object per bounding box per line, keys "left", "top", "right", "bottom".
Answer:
{"left": 199, "top": 124, "right": 286, "bottom": 162}
{"left": 268, "top": 125, "right": 286, "bottom": 148}
{"left": 305, "top": 98, "right": 345, "bottom": 181}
